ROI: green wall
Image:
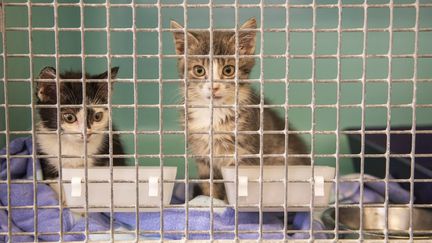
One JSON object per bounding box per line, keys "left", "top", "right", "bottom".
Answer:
{"left": 1, "top": 0, "right": 432, "bottom": 178}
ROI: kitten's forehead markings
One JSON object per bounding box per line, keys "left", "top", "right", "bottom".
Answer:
{"left": 76, "top": 109, "right": 86, "bottom": 132}
{"left": 212, "top": 60, "right": 220, "bottom": 81}
{"left": 74, "top": 107, "right": 104, "bottom": 131}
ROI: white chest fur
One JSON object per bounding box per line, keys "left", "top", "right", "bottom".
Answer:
{"left": 36, "top": 131, "right": 104, "bottom": 170}
{"left": 188, "top": 107, "right": 234, "bottom": 131}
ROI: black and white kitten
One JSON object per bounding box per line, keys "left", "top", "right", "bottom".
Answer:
{"left": 36, "top": 66, "right": 126, "bottom": 179}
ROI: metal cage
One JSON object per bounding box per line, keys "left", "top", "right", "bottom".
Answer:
{"left": 0, "top": 0, "right": 432, "bottom": 242}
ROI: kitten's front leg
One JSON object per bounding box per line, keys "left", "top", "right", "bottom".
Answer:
{"left": 50, "top": 180, "right": 86, "bottom": 221}
{"left": 49, "top": 182, "right": 67, "bottom": 206}
{"left": 195, "top": 158, "right": 227, "bottom": 201}
{"left": 195, "top": 158, "right": 210, "bottom": 197}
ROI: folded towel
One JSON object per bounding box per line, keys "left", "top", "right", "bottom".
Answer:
{"left": 337, "top": 173, "right": 412, "bottom": 204}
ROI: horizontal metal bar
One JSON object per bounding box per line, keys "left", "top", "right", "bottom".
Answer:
{"left": 4, "top": 2, "right": 432, "bottom": 8}
{"left": 2, "top": 103, "right": 431, "bottom": 110}
{"left": 5, "top": 78, "right": 432, "bottom": 84}
{"left": 4, "top": 129, "right": 432, "bottom": 137}
{"left": 1, "top": 177, "right": 430, "bottom": 185}
{"left": 2, "top": 203, "right": 432, "bottom": 214}
{"left": 5, "top": 27, "right": 432, "bottom": 33}
{"left": 0, "top": 228, "right": 341, "bottom": 236}
{"left": 2, "top": 153, "right": 432, "bottom": 161}
{"left": 6, "top": 53, "right": 432, "bottom": 59}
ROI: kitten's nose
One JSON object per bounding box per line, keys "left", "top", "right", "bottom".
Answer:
{"left": 81, "top": 130, "right": 92, "bottom": 139}
{"left": 212, "top": 85, "right": 220, "bottom": 93}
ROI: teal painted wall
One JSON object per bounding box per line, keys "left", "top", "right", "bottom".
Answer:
{"left": 1, "top": 0, "right": 432, "bottom": 178}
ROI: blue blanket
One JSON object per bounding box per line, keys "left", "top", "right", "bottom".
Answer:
{"left": 0, "top": 137, "right": 328, "bottom": 241}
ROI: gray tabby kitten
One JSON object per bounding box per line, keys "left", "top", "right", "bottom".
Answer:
{"left": 171, "top": 18, "right": 310, "bottom": 200}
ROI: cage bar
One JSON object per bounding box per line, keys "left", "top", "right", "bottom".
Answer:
{"left": 359, "top": 0, "right": 369, "bottom": 240}
{"left": 409, "top": 0, "right": 420, "bottom": 241}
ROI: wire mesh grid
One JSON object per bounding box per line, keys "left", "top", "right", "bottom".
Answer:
{"left": 0, "top": 0, "right": 431, "bottom": 242}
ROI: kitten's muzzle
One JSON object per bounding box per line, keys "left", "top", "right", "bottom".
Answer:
{"left": 80, "top": 133, "right": 93, "bottom": 141}
{"left": 206, "top": 84, "right": 223, "bottom": 99}
{"left": 206, "top": 93, "right": 223, "bottom": 100}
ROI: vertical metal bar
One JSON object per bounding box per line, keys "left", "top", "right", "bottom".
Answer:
{"left": 258, "top": 0, "right": 264, "bottom": 239}
{"left": 131, "top": 0, "right": 140, "bottom": 240}
{"left": 309, "top": 0, "right": 317, "bottom": 241}
{"left": 384, "top": 1, "right": 394, "bottom": 241}
{"left": 283, "top": 0, "right": 290, "bottom": 240}
{"left": 334, "top": 0, "right": 342, "bottom": 240}
{"left": 156, "top": 0, "right": 164, "bottom": 240}
{"left": 26, "top": 1, "right": 39, "bottom": 241}
{"left": 53, "top": 0, "right": 64, "bottom": 241}
{"left": 78, "top": 0, "right": 90, "bottom": 241}
{"left": 359, "top": 1, "right": 369, "bottom": 240}
{"left": 208, "top": 0, "right": 214, "bottom": 240}
{"left": 409, "top": 0, "right": 420, "bottom": 241}
{"left": 104, "top": 1, "right": 115, "bottom": 241}
{"left": 182, "top": 0, "right": 190, "bottom": 240}
{"left": 1, "top": 1, "right": 11, "bottom": 242}
{"left": 233, "top": 0, "right": 239, "bottom": 240}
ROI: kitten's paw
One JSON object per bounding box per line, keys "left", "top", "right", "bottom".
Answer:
{"left": 198, "top": 182, "right": 226, "bottom": 201}
{"left": 49, "top": 183, "right": 68, "bottom": 207}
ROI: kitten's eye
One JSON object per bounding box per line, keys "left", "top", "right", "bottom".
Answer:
{"left": 63, "top": 113, "right": 77, "bottom": 123}
{"left": 94, "top": 112, "right": 104, "bottom": 122}
{"left": 193, "top": 65, "right": 206, "bottom": 77}
{"left": 222, "top": 65, "right": 235, "bottom": 77}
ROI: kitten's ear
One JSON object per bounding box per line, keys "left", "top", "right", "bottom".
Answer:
{"left": 230, "top": 17, "right": 257, "bottom": 55}
{"left": 93, "top": 67, "right": 119, "bottom": 100}
{"left": 37, "top": 66, "right": 57, "bottom": 102}
{"left": 96, "top": 66, "right": 119, "bottom": 79}
{"left": 170, "top": 20, "right": 198, "bottom": 55}
{"left": 39, "top": 66, "right": 56, "bottom": 79}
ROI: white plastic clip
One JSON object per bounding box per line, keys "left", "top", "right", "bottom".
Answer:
{"left": 314, "top": 176, "right": 325, "bottom": 197}
{"left": 148, "top": 176, "right": 159, "bottom": 197}
{"left": 71, "top": 177, "right": 82, "bottom": 198}
{"left": 238, "top": 176, "right": 248, "bottom": 197}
